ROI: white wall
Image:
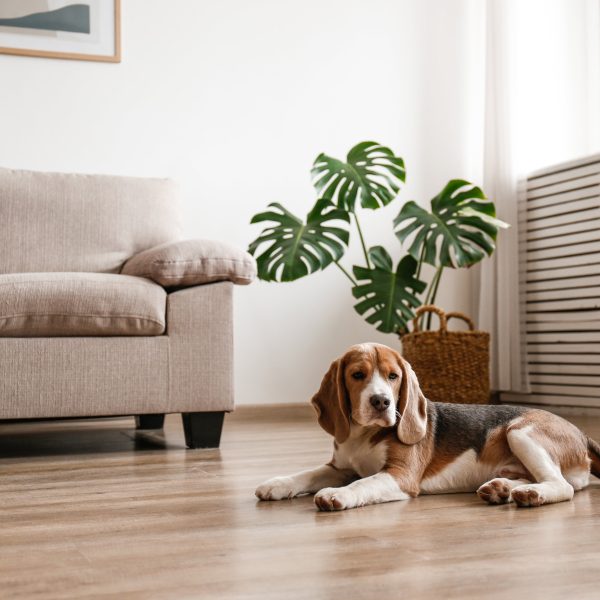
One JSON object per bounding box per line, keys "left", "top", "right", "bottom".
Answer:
{"left": 512, "top": 0, "right": 600, "bottom": 173}
{"left": 0, "top": 0, "right": 484, "bottom": 405}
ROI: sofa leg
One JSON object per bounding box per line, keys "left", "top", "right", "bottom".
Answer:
{"left": 135, "top": 414, "right": 165, "bottom": 430}
{"left": 181, "top": 412, "right": 225, "bottom": 449}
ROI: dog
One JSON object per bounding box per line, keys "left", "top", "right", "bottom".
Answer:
{"left": 255, "top": 343, "right": 600, "bottom": 510}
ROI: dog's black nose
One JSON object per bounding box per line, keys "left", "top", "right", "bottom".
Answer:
{"left": 370, "top": 394, "right": 390, "bottom": 411}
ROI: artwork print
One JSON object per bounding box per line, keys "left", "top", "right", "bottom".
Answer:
{"left": 0, "top": 1, "right": 120, "bottom": 62}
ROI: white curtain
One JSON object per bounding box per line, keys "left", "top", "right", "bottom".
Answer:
{"left": 478, "top": 0, "right": 522, "bottom": 393}
{"left": 477, "top": 0, "right": 600, "bottom": 392}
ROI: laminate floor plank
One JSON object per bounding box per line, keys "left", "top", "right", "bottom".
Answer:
{"left": 0, "top": 405, "right": 599, "bottom": 599}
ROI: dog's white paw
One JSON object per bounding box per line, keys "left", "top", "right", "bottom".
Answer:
{"left": 255, "top": 476, "right": 297, "bottom": 501}
{"left": 314, "top": 486, "right": 357, "bottom": 511}
{"left": 512, "top": 485, "right": 545, "bottom": 507}
{"left": 477, "top": 478, "right": 512, "bottom": 504}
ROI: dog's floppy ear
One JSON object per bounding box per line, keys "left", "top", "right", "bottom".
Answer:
{"left": 396, "top": 356, "right": 428, "bottom": 445}
{"left": 311, "top": 358, "right": 350, "bottom": 444}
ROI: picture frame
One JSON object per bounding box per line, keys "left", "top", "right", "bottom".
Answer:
{"left": 0, "top": 0, "right": 120, "bottom": 63}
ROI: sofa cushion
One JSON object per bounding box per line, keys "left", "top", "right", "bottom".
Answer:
{"left": 121, "top": 239, "right": 257, "bottom": 288}
{"left": 0, "top": 273, "right": 166, "bottom": 337}
{"left": 0, "top": 167, "right": 182, "bottom": 274}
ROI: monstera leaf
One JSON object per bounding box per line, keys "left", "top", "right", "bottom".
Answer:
{"left": 311, "top": 141, "right": 405, "bottom": 212}
{"left": 352, "top": 248, "right": 426, "bottom": 333}
{"left": 248, "top": 199, "right": 350, "bottom": 282}
{"left": 393, "top": 179, "right": 506, "bottom": 268}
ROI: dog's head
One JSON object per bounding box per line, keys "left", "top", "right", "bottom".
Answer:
{"left": 310, "top": 343, "right": 428, "bottom": 445}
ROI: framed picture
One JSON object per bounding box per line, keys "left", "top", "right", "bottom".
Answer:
{"left": 0, "top": 1, "right": 120, "bottom": 63}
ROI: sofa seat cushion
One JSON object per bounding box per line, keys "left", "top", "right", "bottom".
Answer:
{"left": 0, "top": 273, "right": 166, "bottom": 337}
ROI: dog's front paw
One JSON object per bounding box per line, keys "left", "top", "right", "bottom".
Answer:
{"left": 477, "top": 478, "right": 512, "bottom": 504}
{"left": 314, "top": 487, "right": 356, "bottom": 511}
{"left": 512, "top": 485, "right": 545, "bottom": 508}
{"left": 255, "top": 476, "right": 297, "bottom": 501}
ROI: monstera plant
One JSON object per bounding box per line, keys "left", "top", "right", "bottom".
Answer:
{"left": 248, "top": 141, "right": 507, "bottom": 335}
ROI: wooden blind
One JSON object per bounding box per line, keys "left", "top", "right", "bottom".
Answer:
{"left": 509, "top": 154, "right": 600, "bottom": 408}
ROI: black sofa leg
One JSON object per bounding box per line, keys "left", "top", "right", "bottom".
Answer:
{"left": 135, "top": 414, "right": 166, "bottom": 430}
{"left": 181, "top": 412, "right": 225, "bottom": 449}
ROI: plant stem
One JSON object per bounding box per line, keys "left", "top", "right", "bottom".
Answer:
{"left": 425, "top": 266, "right": 444, "bottom": 330}
{"left": 429, "top": 266, "right": 444, "bottom": 305}
{"left": 353, "top": 211, "right": 371, "bottom": 268}
{"left": 422, "top": 269, "right": 435, "bottom": 306}
{"left": 334, "top": 261, "right": 357, "bottom": 285}
{"left": 414, "top": 238, "right": 428, "bottom": 331}
{"left": 418, "top": 276, "right": 434, "bottom": 331}
{"left": 415, "top": 240, "right": 426, "bottom": 280}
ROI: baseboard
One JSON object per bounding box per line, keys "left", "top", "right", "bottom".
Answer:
{"left": 236, "top": 399, "right": 600, "bottom": 419}
{"left": 499, "top": 393, "right": 600, "bottom": 417}
{"left": 230, "top": 402, "right": 314, "bottom": 422}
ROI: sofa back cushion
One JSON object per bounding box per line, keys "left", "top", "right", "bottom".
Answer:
{"left": 0, "top": 167, "right": 182, "bottom": 274}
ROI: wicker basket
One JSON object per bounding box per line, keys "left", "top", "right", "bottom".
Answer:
{"left": 400, "top": 305, "right": 490, "bottom": 404}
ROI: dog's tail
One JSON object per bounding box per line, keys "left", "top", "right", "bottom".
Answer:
{"left": 588, "top": 437, "right": 600, "bottom": 478}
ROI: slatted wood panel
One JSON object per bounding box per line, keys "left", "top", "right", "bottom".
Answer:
{"left": 508, "top": 154, "right": 600, "bottom": 408}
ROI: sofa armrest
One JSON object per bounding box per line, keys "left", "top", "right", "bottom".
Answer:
{"left": 166, "top": 282, "right": 234, "bottom": 412}
{"left": 121, "top": 239, "right": 256, "bottom": 288}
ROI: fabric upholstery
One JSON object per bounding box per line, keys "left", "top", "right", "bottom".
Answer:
{"left": 0, "top": 282, "right": 233, "bottom": 419}
{"left": 121, "top": 239, "right": 257, "bottom": 287}
{"left": 167, "top": 282, "right": 234, "bottom": 412}
{"left": 0, "top": 272, "right": 166, "bottom": 337}
{"left": 0, "top": 167, "right": 182, "bottom": 274}
{"left": 0, "top": 166, "right": 237, "bottom": 420}
{"left": 0, "top": 337, "right": 169, "bottom": 419}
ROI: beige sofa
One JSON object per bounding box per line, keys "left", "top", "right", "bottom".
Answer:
{"left": 0, "top": 167, "right": 255, "bottom": 448}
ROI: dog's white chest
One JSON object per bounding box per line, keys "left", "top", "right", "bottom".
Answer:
{"left": 334, "top": 435, "right": 387, "bottom": 478}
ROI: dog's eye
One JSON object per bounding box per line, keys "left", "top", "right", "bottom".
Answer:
{"left": 351, "top": 372, "right": 365, "bottom": 380}
{"left": 388, "top": 373, "right": 399, "bottom": 380}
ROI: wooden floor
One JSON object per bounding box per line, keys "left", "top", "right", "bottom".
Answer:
{"left": 1, "top": 405, "right": 599, "bottom": 600}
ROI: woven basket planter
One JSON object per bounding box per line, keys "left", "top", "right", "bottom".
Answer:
{"left": 400, "top": 305, "right": 490, "bottom": 404}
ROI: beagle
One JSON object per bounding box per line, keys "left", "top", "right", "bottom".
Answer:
{"left": 256, "top": 343, "right": 600, "bottom": 510}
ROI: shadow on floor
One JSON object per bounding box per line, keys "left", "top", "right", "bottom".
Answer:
{"left": 0, "top": 418, "right": 179, "bottom": 458}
